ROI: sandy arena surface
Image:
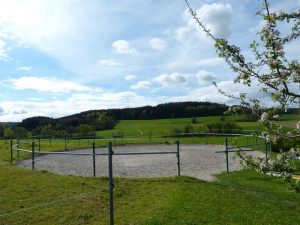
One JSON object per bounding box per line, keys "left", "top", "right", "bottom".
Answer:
{"left": 18, "top": 144, "right": 263, "bottom": 181}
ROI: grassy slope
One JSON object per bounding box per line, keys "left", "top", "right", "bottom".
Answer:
{"left": 96, "top": 115, "right": 263, "bottom": 138}
{"left": 143, "top": 170, "right": 300, "bottom": 225}
{"left": 1, "top": 114, "right": 287, "bottom": 162}
{"left": 2, "top": 114, "right": 300, "bottom": 224}
{"left": 277, "top": 114, "right": 300, "bottom": 129}
{"left": 1, "top": 165, "right": 300, "bottom": 225}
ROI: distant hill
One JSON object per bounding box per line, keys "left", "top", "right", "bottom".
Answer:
{"left": 59, "top": 101, "right": 228, "bottom": 121}
{"left": 1, "top": 122, "right": 18, "bottom": 128}
{"left": 5, "top": 101, "right": 228, "bottom": 137}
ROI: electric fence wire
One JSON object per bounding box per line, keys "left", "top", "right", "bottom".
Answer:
{"left": 0, "top": 187, "right": 106, "bottom": 218}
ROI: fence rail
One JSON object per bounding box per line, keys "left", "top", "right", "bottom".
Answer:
{"left": 8, "top": 133, "right": 266, "bottom": 225}
{"left": 10, "top": 139, "right": 181, "bottom": 225}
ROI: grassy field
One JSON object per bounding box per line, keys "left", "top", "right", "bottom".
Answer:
{"left": 1, "top": 114, "right": 300, "bottom": 224}
{"left": 3, "top": 113, "right": 299, "bottom": 162}
{"left": 277, "top": 114, "right": 300, "bottom": 128}
{"left": 95, "top": 115, "right": 263, "bottom": 138}
{"left": 0, "top": 133, "right": 264, "bottom": 163}
{"left": 1, "top": 165, "right": 300, "bottom": 225}
{"left": 94, "top": 113, "right": 298, "bottom": 138}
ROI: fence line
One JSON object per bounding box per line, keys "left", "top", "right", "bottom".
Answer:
{"left": 106, "top": 141, "right": 180, "bottom": 225}
{"left": 10, "top": 139, "right": 181, "bottom": 225}
{"left": 23, "top": 130, "right": 258, "bottom": 140}
{"left": 8, "top": 134, "right": 264, "bottom": 225}
{"left": 215, "top": 137, "right": 266, "bottom": 172}
{"left": 18, "top": 131, "right": 260, "bottom": 141}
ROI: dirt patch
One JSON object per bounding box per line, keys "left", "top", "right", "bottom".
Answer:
{"left": 18, "top": 144, "right": 263, "bottom": 181}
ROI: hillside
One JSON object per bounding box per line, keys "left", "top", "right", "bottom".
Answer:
{"left": 60, "top": 101, "right": 228, "bottom": 121}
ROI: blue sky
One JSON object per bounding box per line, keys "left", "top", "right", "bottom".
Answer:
{"left": 0, "top": 0, "right": 299, "bottom": 121}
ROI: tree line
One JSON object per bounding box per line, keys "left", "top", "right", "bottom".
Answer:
{"left": 0, "top": 101, "right": 228, "bottom": 139}
{"left": 81, "top": 101, "right": 228, "bottom": 120}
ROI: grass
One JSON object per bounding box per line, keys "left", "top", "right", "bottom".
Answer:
{"left": 2, "top": 114, "right": 300, "bottom": 224}
{"left": 143, "top": 171, "right": 300, "bottom": 225}
{"left": 1, "top": 164, "right": 300, "bottom": 225}
{"left": 0, "top": 134, "right": 266, "bottom": 163}
{"left": 5, "top": 113, "right": 295, "bottom": 162}
{"left": 95, "top": 115, "right": 263, "bottom": 138}
{"left": 276, "top": 113, "right": 300, "bottom": 129}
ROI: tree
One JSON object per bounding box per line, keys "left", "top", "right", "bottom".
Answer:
{"left": 185, "top": 0, "right": 300, "bottom": 136}
{"left": 96, "top": 113, "right": 116, "bottom": 130}
{"left": 185, "top": 0, "right": 300, "bottom": 107}
{"left": 11, "top": 126, "right": 29, "bottom": 138}
{"left": 40, "top": 124, "right": 57, "bottom": 137}
{"left": 79, "top": 124, "right": 94, "bottom": 137}
{"left": 3, "top": 124, "right": 13, "bottom": 139}
{"left": 0, "top": 124, "right": 4, "bottom": 138}
{"left": 185, "top": 0, "right": 300, "bottom": 190}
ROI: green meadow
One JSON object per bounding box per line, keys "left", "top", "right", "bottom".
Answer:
{"left": 1, "top": 115, "right": 266, "bottom": 162}
{"left": 1, "top": 114, "right": 300, "bottom": 224}
{"left": 1, "top": 165, "right": 300, "bottom": 225}
{"left": 96, "top": 115, "right": 262, "bottom": 137}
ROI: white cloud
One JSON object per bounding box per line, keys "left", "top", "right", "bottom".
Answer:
{"left": 249, "top": 20, "right": 264, "bottom": 34}
{"left": 130, "top": 81, "right": 151, "bottom": 90}
{"left": 0, "top": 91, "right": 164, "bottom": 121}
{"left": 154, "top": 72, "right": 186, "bottom": 87}
{"left": 198, "top": 3, "right": 233, "bottom": 38}
{"left": 0, "top": 1, "right": 143, "bottom": 82}
{"left": 13, "top": 109, "right": 27, "bottom": 114}
{"left": 0, "top": 39, "right": 9, "bottom": 61}
{"left": 97, "top": 59, "right": 121, "bottom": 66}
{"left": 170, "top": 80, "right": 273, "bottom": 107}
{"left": 196, "top": 70, "right": 216, "bottom": 84}
{"left": 176, "top": 26, "right": 192, "bottom": 43}
{"left": 0, "top": 1, "right": 78, "bottom": 49}
{"left": 150, "top": 38, "right": 166, "bottom": 51}
{"left": 112, "top": 40, "right": 138, "bottom": 55}
{"left": 124, "top": 74, "right": 136, "bottom": 81}
{"left": 16, "top": 66, "right": 31, "bottom": 71}
{"left": 196, "top": 57, "right": 225, "bottom": 67}
{"left": 8, "top": 76, "right": 100, "bottom": 93}
{"left": 177, "top": 3, "right": 233, "bottom": 42}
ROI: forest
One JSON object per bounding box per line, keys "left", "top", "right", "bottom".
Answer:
{"left": 0, "top": 101, "right": 228, "bottom": 138}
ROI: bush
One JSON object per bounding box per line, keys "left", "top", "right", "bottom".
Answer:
{"left": 206, "top": 121, "right": 241, "bottom": 133}
{"left": 192, "top": 117, "right": 198, "bottom": 124}
{"left": 184, "top": 124, "right": 194, "bottom": 133}
{"left": 271, "top": 137, "right": 296, "bottom": 153}
{"left": 219, "top": 116, "right": 226, "bottom": 121}
{"left": 172, "top": 127, "right": 184, "bottom": 135}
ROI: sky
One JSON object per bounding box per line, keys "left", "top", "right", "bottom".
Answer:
{"left": 0, "top": 0, "right": 299, "bottom": 122}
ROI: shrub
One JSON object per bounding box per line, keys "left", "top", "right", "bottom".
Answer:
{"left": 192, "top": 117, "right": 198, "bottom": 124}
{"left": 219, "top": 116, "right": 226, "bottom": 121}
{"left": 271, "top": 137, "right": 296, "bottom": 153}
{"left": 206, "top": 121, "right": 241, "bottom": 133}
{"left": 172, "top": 127, "right": 183, "bottom": 135}
{"left": 184, "top": 124, "right": 194, "bottom": 133}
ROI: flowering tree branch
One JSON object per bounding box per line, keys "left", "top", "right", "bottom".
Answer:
{"left": 184, "top": 0, "right": 300, "bottom": 107}
{"left": 184, "top": 0, "right": 300, "bottom": 190}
